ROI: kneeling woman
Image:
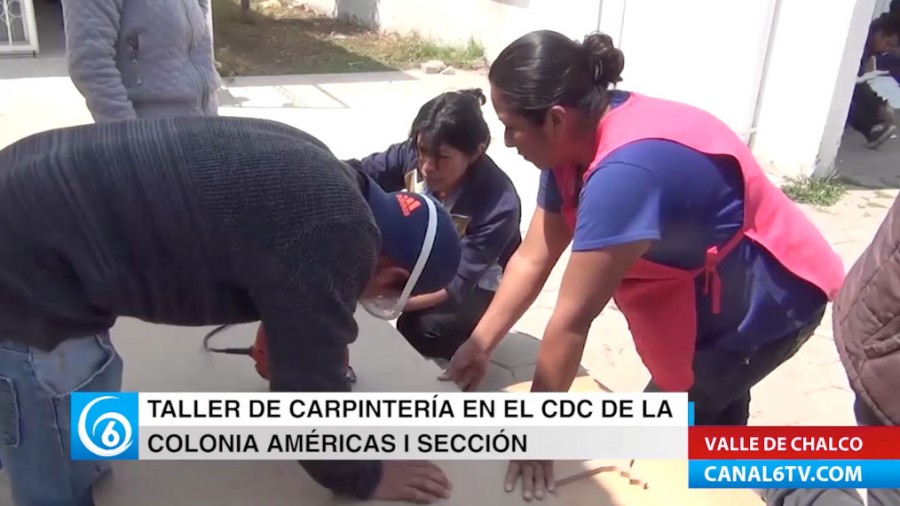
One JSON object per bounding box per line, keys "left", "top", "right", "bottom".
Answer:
{"left": 346, "top": 89, "right": 522, "bottom": 361}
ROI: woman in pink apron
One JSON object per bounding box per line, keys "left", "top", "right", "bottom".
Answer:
{"left": 441, "top": 29, "right": 845, "bottom": 499}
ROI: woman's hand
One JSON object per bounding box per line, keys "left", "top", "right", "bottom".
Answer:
{"left": 438, "top": 338, "right": 490, "bottom": 392}
{"left": 505, "top": 460, "right": 555, "bottom": 501}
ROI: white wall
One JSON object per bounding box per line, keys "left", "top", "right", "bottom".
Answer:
{"left": 752, "top": 0, "right": 877, "bottom": 178}
{"left": 306, "top": 0, "right": 774, "bottom": 140}
{"left": 304, "top": 0, "right": 487, "bottom": 43}
{"left": 302, "top": 0, "right": 602, "bottom": 61}
{"left": 301, "top": 0, "right": 877, "bottom": 179}
{"left": 477, "top": 0, "right": 603, "bottom": 61}
{"left": 599, "top": 0, "right": 777, "bottom": 141}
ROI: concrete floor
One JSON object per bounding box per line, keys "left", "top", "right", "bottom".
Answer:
{"left": 836, "top": 126, "right": 900, "bottom": 188}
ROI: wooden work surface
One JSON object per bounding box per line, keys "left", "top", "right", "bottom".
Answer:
{"left": 73, "top": 311, "right": 762, "bottom": 506}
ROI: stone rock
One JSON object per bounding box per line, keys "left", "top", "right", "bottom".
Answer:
{"left": 421, "top": 60, "right": 446, "bottom": 74}
{"left": 440, "top": 66, "right": 456, "bottom": 75}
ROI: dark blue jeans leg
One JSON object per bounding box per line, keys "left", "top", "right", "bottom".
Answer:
{"left": 645, "top": 306, "right": 825, "bottom": 426}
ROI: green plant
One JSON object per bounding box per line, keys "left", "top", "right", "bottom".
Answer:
{"left": 374, "top": 32, "right": 484, "bottom": 69}
{"left": 781, "top": 174, "right": 847, "bottom": 207}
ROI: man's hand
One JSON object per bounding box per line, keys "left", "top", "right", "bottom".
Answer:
{"left": 370, "top": 461, "right": 452, "bottom": 503}
{"left": 505, "top": 460, "right": 555, "bottom": 501}
{"left": 438, "top": 338, "right": 490, "bottom": 392}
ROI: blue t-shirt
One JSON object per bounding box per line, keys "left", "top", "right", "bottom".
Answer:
{"left": 538, "top": 93, "right": 826, "bottom": 351}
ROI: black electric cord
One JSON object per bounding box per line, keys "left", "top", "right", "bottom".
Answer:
{"left": 201, "top": 324, "right": 252, "bottom": 355}
{"left": 202, "top": 323, "right": 358, "bottom": 384}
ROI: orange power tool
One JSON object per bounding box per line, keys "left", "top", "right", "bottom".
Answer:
{"left": 202, "top": 324, "right": 356, "bottom": 383}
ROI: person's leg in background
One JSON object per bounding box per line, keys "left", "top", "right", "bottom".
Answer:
{"left": 848, "top": 83, "right": 896, "bottom": 148}
{"left": 0, "top": 332, "right": 123, "bottom": 506}
{"left": 646, "top": 307, "right": 824, "bottom": 425}
{"left": 397, "top": 288, "right": 495, "bottom": 361}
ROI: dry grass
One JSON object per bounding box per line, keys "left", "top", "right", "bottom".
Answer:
{"left": 213, "top": 0, "right": 485, "bottom": 76}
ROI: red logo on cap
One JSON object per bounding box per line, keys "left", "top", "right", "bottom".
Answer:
{"left": 396, "top": 194, "right": 421, "bottom": 217}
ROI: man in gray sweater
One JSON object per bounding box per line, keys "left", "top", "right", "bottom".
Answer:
{"left": 63, "top": 0, "right": 220, "bottom": 121}
{"left": 0, "top": 116, "right": 461, "bottom": 506}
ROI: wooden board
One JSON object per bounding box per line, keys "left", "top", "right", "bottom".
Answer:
{"left": 503, "top": 377, "right": 612, "bottom": 395}
{"left": 46, "top": 310, "right": 758, "bottom": 506}
{"left": 89, "top": 313, "right": 643, "bottom": 506}
{"left": 502, "top": 379, "right": 762, "bottom": 506}
{"left": 503, "top": 378, "right": 637, "bottom": 487}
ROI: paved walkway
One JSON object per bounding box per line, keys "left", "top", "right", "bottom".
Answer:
{"left": 1, "top": 67, "right": 895, "bottom": 429}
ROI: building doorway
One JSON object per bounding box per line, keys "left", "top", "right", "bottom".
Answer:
{"left": 835, "top": 0, "right": 900, "bottom": 188}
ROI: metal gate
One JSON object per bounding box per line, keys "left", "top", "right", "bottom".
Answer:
{"left": 0, "top": 0, "right": 39, "bottom": 55}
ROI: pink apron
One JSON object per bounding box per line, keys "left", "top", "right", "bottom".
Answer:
{"left": 553, "top": 93, "right": 845, "bottom": 392}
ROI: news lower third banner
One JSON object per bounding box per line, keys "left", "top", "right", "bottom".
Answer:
{"left": 688, "top": 426, "right": 900, "bottom": 489}
{"left": 70, "top": 392, "right": 688, "bottom": 461}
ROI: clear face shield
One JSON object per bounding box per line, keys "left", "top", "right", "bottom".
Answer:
{"left": 361, "top": 195, "right": 438, "bottom": 320}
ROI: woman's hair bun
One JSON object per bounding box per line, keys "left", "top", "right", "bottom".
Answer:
{"left": 581, "top": 32, "right": 624, "bottom": 87}
{"left": 458, "top": 88, "right": 487, "bottom": 106}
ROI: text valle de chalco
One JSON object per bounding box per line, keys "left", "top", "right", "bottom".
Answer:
{"left": 706, "top": 436, "right": 865, "bottom": 454}
{"left": 143, "top": 397, "right": 675, "bottom": 455}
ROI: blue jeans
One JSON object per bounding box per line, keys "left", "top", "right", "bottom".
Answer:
{"left": 0, "top": 332, "right": 123, "bottom": 506}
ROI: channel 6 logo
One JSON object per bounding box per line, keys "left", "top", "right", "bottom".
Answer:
{"left": 70, "top": 392, "right": 139, "bottom": 460}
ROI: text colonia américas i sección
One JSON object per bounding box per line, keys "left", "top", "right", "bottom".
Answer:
{"left": 148, "top": 430, "right": 529, "bottom": 455}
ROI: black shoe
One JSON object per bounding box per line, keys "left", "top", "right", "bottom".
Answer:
{"left": 866, "top": 123, "right": 896, "bottom": 148}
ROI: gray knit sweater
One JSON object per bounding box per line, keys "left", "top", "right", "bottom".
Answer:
{"left": 0, "top": 116, "right": 382, "bottom": 498}
{"left": 63, "top": 0, "right": 220, "bottom": 121}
